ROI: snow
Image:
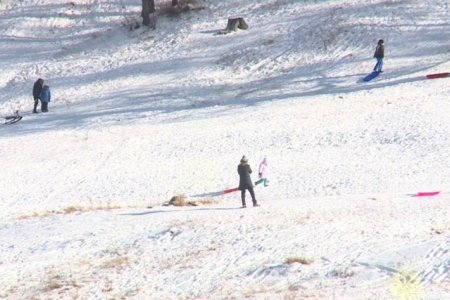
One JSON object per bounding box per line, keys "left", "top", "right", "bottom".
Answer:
{"left": 1, "top": 0, "right": 450, "bottom": 299}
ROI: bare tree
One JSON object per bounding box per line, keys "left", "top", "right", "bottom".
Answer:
{"left": 141, "top": 0, "right": 156, "bottom": 28}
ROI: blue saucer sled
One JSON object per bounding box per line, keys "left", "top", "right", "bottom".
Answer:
{"left": 363, "top": 71, "right": 380, "bottom": 82}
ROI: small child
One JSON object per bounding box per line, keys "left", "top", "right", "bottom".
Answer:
{"left": 39, "top": 85, "right": 51, "bottom": 112}
{"left": 255, "top": 157, "right": 269, "bottom": 187}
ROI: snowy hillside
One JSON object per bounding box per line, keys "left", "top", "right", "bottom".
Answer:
{"left": 1, "top": 0, "right": 450, "bottom": 299}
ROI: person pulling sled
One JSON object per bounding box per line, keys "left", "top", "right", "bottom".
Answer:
{"left": 373, "top": 39, "right": 384, "bottom": 72}
{"left": 238, "top": 155, "right": 259, "bottom": 208}
{"left": 32, "top": 78, "right": 44, "bottom": 113}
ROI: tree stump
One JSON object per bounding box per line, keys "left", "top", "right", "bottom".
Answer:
{"left": 225, "top": 17, "right": 248, "bottom": 32}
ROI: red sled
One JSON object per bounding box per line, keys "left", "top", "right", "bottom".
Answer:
{"left": 416, "top": 191, "right": 440, "bottom": 197}
{"left": 223, "top": 187, "right": 239, "bottom": 194}
{"left": 425, "top": 73, "right": 450, "bottom": 79}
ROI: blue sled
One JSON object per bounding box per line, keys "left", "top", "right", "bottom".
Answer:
{"left": 363, "top": 71, "right": 380, "bottom": 82}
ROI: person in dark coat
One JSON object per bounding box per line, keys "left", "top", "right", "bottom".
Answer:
{"left": 238, "top": 155, "right": 259, "bottom": 208}
{"left": 32, "top": 78, "right": 44, "bottom": 113}
{"left": 373, "top": 39, "right": 384, "bottom": 72}
{"left": 39, "top": 85, "right": 51, "bottom": 112}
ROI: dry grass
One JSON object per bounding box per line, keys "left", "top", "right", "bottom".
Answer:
{"left": 165, "top": 194, "right": 219, "bottom": 207}
{"left": 167, "top": 194, "right": 189, "bottom": 206}
{"left": 195, "top": 198, "right": 219, "bottom": 206}
{"left": 285, "top": 256, "right": 314, "bottom": 265}
{"left": 63, "top": 206, "right": 79, "bottom": 214}
{"left": 17, "top": 212, "right": 40, "bottom": 220}
{"left": 158, "top": 0, "right": 206, "bottom": 16}
{"left": 327, "top": 267, "right": 356, "bottom": 278}
{"left": 43, "top": 274, "right": 81, "bottom": 293}
{"left": 16, "top": 203, "right": 122, "bottom": 220}
{"left": 0, "top": 286, "right": 18, "bottom": 298}
{"left": 165, "top": 194, "right": 198, "bottom": 206}
{"left": 45, "top": 280, "right": 63, "bottom": 291}
{"left": 158, "top": 5, "right": 181, "bottom": 16}
{"left": 101, "top": 279, "right": 113, "bottom": 293}
{"left": 101, "top": 256, "right": 131, "bottom": 271}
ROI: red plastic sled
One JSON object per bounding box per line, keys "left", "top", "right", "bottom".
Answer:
{"left": 425, "top": 73, "right": 450, "bottom": 79}
{"left": 416, "top": 191, "right": 440, "bottom": 197}
{"left": 223, "top": 187, "right": 239, "bottom": 194}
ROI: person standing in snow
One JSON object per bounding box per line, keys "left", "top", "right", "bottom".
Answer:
{"left": 255, "top": 157, "right": 269, "bottom": 187}
{"left": 32, "top": 78, "right": 44, "bottom": 113}
{"left": 238, "top": 155, "right": 259, "bottom": 208}
{"left": 39, "top": 85, "right": 51, "bottom": 112}
{"left": 373, "top": 39, "right": 384, "bottom": 72}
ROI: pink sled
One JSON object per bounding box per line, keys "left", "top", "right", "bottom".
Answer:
{"left": 416, "top": 191, "right": 440, "bottom": 197}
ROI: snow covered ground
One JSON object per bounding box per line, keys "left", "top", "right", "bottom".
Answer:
{"left": 1, "top": 0, "right": 449, "bottom": 299}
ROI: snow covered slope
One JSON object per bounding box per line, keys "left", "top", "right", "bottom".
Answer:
{"left": 0, "top": 0, "right": 449, "bottom": 299}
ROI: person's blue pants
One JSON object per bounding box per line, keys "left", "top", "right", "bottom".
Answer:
{"left": 374, "top": 58, "right": 383, "bottom": 72}
{"left": 255, "top": 178, "right": 269, "bottom": 187}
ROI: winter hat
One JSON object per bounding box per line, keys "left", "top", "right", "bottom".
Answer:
{"left": 240, "top": 155, "right": 248, "bottom": 163}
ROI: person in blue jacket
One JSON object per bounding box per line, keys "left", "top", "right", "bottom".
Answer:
{"left": 39, "top": 85, "right": 51, "bottom": 112}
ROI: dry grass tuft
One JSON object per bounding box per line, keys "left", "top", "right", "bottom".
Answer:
{"left": 0, "top": 286, "right": 18, "bottom": 298}
{"left": 159, "top": 5, "right": 181, "bottom": 16}
{"left": 195, "top": 198, "right": 219, "bottom": 206}
{"left": 164, "top": 195, "right": 219, "bottom": 207}
{"left": 158, "top": 0, "right": 206, "bottom": 16}
{"left": 166, "top": 194, "right": 197, "bottom": 206}
{"left": 43, "top": 274, "right": 81, "bottom": 293}
{"left": 63, "top": 206, "right": 79, "bottom": 214}
{"left": 45, "top": 280, "right": 63, "bottom": 291}
{"left": 101, "top": 279, "right": 113, "bottom": 293}
{"left": 16, "top": 203, "right": 122, "bottom": 220}
{"left": 285, "top": 256, "right": 314, "bottom": 265}
{"left": 168, "top": 194, "right": 188, "bottom": 206}
{"left": 327, "top": 267, "right": 355, "bottom": 278}
{"left": 101, "top": 256, "right": 130, "bottom": 271}
{"left": 17, "top": 212, "right": 40, "bottom": 220}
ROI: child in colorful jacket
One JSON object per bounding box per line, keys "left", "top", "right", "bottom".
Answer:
{"left": 39, "top": 85, "right": 51, "bottom": 112}
{"left": 255, "top": 157, "right": 269, "bottom": 187}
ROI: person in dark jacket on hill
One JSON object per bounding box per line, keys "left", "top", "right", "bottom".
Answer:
{"left": 238, "top": 155, "right": 259, "bottom": 208}
{"left": 32, "top": 78, "right": 44, "bottom": 113}
{"left": 373, "top": 39, "right": 384, "bottom": 72}
{"left": 39, "top": 85, "right": 51, "bottom": 112}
